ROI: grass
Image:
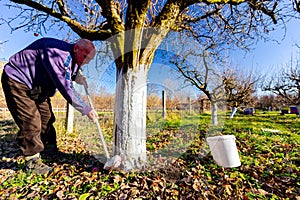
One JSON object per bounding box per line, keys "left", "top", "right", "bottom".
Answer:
{"left": 0, "top": 111, "right": 299, "bottom": 199}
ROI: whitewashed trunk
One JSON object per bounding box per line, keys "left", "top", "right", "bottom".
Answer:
{"left": 113, "top": 66, "right": 148, "bottom": 171}
{"left": 229, "top": 107, "right": 237, "bottom": 119}
{"left": 211, "top": 102, "right": 218, "bottom": 125}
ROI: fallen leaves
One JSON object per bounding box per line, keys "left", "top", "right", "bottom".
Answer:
{"left": 0, "top": 114, "right": 299, "bottom": 199}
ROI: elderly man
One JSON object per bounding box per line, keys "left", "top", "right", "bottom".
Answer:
{"left": 1, "top": 38, "right": 98, "bottom": 174}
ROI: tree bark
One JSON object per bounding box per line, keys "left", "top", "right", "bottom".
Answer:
{"left": 113, "top": 65, "right": 149, "bottom": 171}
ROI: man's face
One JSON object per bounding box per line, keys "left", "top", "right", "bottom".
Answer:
{"left": 74, "top": 46, "right": 96, "bottom": 67}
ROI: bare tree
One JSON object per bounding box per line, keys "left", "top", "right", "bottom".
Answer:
{"left": 262, "top": 60, "right": 300, "bottom": 105}
{"left": 147, "top": 94, "right": 161, "bottom": 109}
{"left": 1, "top": 0, "right": 297, "bottom": 170}
{"left": 167, "top": 48, "right": 225, "bottom": 125}
{"left": 168, "top": 47, "right": 260, "bottom": 123}
{"left": 254, "top": 94, "right": 283, "bottom": 111}
{"left": 262, "top": 42, "right": 300, "bottom": 106}
{"left": 223, "top": 67, "right": 260, "bottom": 109}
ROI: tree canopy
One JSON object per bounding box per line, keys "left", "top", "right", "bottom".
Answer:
{"left": 1, "top": 0, "right": 297, "bottom": 75}
{"left": 2, "top": 1, "right": 295, "bottom": 47}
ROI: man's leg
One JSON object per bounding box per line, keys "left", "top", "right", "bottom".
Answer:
{"left": 1, "top": 72, "right": 52, "bottom": 174}
{"left": 2, "top": 72, "right": 44, "bottom": 155}
{"left": 38, "top": 98, "right": 58, "bottom": 152}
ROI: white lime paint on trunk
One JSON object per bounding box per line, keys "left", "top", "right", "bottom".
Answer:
{"left": 211, "top": 102, "right": 218, "bottom": 125}
{"left": 230, "top": 107, "right": 237, "bottom": 119}
{"left": 113, "top": 66, "right": 148, "bottom": 171}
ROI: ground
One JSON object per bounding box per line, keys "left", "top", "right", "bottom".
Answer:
{"left": 0, "top": 112, "right": 299, "bottom": 199}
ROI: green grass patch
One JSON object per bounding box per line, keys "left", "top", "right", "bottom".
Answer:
{"left": 0, "top": 111, "right": 299, "bottom": 199}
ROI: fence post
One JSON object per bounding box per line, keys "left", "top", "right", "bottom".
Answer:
{"left": 66, "top": 103, "right": 74, "bottom": 133}
{"left": 162, "top": 90, "right": 166, "bottom": 119}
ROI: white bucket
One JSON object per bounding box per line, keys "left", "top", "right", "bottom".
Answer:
{"left": 206, "top": 135, "right": 241, "bottom": 168}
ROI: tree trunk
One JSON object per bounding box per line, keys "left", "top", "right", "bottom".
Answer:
{"left": 211, "top": 102, "right": 218, "bottom": 125}
{"left": 230, "top": 107, "right": 237, "bottom": 119}
{"left": 113, "top": 66, "right": 148, "bottom": 171}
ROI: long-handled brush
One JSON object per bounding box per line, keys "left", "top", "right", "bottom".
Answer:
{"left": 80, "top": 71, "right": 122, "bottom": 170}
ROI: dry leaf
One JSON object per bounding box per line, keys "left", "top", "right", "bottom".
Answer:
{"left": 224, "top": 184, "right": 232, "bottom": 195}
{"left": 258, "top": 188, "right": 269, "bottom": 195}
{"left": 56, "top": 190, "right": 64, "bottom": 200}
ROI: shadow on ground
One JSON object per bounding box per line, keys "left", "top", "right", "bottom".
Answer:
{"left": 0, "top": 119, "right": 20, "bottom": 171}
{"left": 0, "top": 119, "right": 104, "bottom": 173}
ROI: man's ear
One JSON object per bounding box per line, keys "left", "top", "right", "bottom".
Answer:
{"left": 74, "top": 44, "right": 79, "bottom": 53}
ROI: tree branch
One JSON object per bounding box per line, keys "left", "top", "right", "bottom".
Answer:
{"left": 293, "top": 0, "right": 300, "bottom": 12}
{"left": 248, "top": 0, "right": 278, "bottom": 24}
{"left": 125, "top": 0, "right": 151, "bottom": 29}
{"left": 95, "top": 0, "right": 125, "bottom": 33}
{"left": 56, "top": 0, "right": 69, "bottom": 17}
{"left": 11, "top": 0, "right": 112, "bottom": 40}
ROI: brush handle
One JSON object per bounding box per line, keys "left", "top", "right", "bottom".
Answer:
{"left": 79, "top": 70, "right": 111, "bottom": 159}
{"left": 95, "top": 119, "right": 110, "bottom": 159}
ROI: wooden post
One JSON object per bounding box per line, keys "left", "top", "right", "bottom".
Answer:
{"left": 162, "top": 90, "right": 166, "bottom": 118}
{"left": 66, "top": 103, "right": 74, "bottom": 133}
{"left": 65, "top": 81, "right": 77, "bottom": 133}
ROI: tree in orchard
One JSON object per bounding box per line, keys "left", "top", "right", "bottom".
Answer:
{"left": 223, "top": 67, "right": 260, "bottom": 111}
{"left": 262, "top": 47, "right": 300, "bottom": 106}
{"left": 1, "top": 0, "right": 297, "bottom": 170}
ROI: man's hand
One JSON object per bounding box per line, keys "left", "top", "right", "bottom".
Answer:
{"left": 76, "top": 73, "right": 88, "bottom": 87}
{"left": 87, "top": 109, "right": 98, "bottom": 123}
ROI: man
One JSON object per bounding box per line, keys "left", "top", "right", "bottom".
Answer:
{"left": 1, "top": 38, "right": 98, "bottom": 174}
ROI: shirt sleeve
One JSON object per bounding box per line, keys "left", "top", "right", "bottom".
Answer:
{"left": 41, "top": 48, "right": 92, "bottom": 115}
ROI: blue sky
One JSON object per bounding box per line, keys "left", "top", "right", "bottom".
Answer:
{"left": 231, "top": 18, "right": 300, "bottom": 74}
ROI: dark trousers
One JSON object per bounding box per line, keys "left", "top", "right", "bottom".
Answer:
{"left": 1, "top": 72, "right": 57, "bottom": 156}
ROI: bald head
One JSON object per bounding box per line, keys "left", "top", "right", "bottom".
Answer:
{"left": 74, "top": 39, "right": 96, "bottom": 66}
{"left": 76, "top": 39, "right": 95, "bottom": 50}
